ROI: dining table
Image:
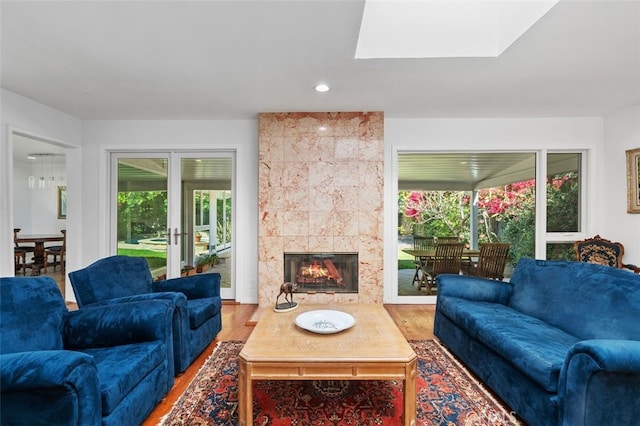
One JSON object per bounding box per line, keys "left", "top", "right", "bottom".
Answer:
{"left": 15, "top": 234, "right": 64, "bottom": 276}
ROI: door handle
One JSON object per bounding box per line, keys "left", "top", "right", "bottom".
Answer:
{"left": 173, "top": 228, "right": 188, "bottom": 245}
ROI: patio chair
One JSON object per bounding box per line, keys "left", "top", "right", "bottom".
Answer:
{"left": 467, "top": 242, "right": 511, "bottom": 280}
{"left": 412, "top": 235, "right": 437, "bottom": 285}
{"left": 436, "top": 236, "right": 460, "bottom": 244}
{"left": 420, "top": 242, "right": 465, "bottom": 294}
{"left": 574, "top": 235, "right": 640, "bottom": 273}
{"left": 69, "top": 255, "right": 223, "bottom": 374}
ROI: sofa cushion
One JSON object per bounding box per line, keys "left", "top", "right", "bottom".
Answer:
{"left": 187, "top": 298, "right": 220, "bottom": 329}
{"left": 80, "top": 341, "right": 165, "bottom": 415}
{"left": 438, "top": 297, "right": 579, "bottom": 392}
{"left": 508, "top": 258, "right": 640, "bottom": 341}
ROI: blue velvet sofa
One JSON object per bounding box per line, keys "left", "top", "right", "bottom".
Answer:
{"left": 434, "top": 258, "right": 640, "bottom": 426}
{"left": 69, "top": 255, "right": 222, "bottom": 374}
{"left": 1, "top": 276, "right": 174, "bottom": 426}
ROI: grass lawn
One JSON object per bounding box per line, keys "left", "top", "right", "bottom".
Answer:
{"left": 398, "top": 247, "right": 414, "bottom": 270}
{"left": 117, "top": 248, "right": 166, "bottom": 269}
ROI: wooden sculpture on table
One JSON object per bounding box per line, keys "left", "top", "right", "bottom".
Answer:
{"left": 274, "top": 281, "right": 299, "bottom": 313}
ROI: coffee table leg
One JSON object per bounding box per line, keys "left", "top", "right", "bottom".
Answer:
{"left": 404, "top": 358, "right": 417, "bottom": 426}
{"left": 238, "top": 358, "right": 252, "bottom": 426}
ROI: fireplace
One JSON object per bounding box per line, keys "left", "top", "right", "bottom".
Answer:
{"left": 284, "top": 253, "right": 358, "bottom": 293}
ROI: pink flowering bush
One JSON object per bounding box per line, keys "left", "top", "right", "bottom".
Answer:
{"left": 399, "top": 172, "right": 578, "bottom": 262}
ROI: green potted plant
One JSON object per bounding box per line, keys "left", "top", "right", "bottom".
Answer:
{"left": 207, "top": 253, "right": 219, "bottom": 267}
{"left": 195, "top": 255, "right": 210, "bottom": 273}
{"left": 181, "top": 264, "right": 196, "bottom": 277}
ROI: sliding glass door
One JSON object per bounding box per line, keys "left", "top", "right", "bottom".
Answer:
{"left": 111, "top": 152, "right": 234, "bottom": 299}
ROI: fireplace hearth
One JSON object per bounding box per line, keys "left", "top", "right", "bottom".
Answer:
{"left": 284, "top": 253, "right": 358, "bottom": 293}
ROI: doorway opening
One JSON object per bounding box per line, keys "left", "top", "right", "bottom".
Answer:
{"left": 11, "top": 131, "right": 69, "bottom": 294}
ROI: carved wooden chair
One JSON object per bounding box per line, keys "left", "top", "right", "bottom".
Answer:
{"left": 420, "top": 242, "right": 465, "bottom": 294}
{"left": 412, "top": 235, "right": 437, "bottom": 285}
{"left": 468, "top": 242, "right": 511, "bottom": 280}
{"left": 574, "top": 235, "right": 640, "bottom": 273}
{"left": 44, "top": 230, "right": 66, "bottom": 273}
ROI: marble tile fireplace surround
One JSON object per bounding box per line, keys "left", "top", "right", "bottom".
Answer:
{"left": 258, "top": 112, "right": 384, "bottom": 308}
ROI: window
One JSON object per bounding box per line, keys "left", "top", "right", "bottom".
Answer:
{"left": 545, "top": 152, "right": 585, "bottom": 261}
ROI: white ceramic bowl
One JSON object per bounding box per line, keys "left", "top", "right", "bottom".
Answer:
{"left": 295, "top": 309, "right": 356, "bottom": 334}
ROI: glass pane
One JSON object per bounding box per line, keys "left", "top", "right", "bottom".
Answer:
{"left": 195, "top": 191, "right": 202, "bottom": 225}
{"left": 116, "top": 158, "right": 168, "bottom": 280}
{"left": 397, "top": 152, "right": 537, "bottom": 296}
{"left": 547, "top": 153, "right": 580, "bottom": 232}
{"left": 202, "top": 192, "right": 210, "bottom": 226}
{"left": 182, "top": 158, "right": 232, "bottom": 292}
{"left": 546, "top": 243, "right": 575, "bottom": 261}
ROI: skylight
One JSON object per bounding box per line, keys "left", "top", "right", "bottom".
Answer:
{"left": 356, "top": 0, "right": 560, "bottom": 59}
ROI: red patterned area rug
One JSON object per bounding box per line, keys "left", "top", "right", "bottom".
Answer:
{"left": 160, "top": 340, "right": 523, "bottom": 425}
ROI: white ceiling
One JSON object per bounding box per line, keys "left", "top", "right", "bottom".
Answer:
{"left": 1, "top": 0, "right": 639, "bottom": 121}
{"left": 12, "top": 134, "right": 66, "bottom": 165}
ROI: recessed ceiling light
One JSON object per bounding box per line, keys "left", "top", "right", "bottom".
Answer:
{"left": 314, "top": 83, "right": 330, "bottom": 93}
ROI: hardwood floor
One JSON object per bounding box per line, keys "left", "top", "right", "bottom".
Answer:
{"left": 142, "top": 303, "right": 435, "bottom": 425}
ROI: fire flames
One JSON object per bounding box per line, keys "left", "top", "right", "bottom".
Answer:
{"left": 299, "top": 261, "right": 333, "bottom": 280}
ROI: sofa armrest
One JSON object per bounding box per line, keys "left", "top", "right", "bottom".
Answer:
{"left": 82, "top": 291, "right": 188, "bottom": 311}
{"left": 153, "top": 273, "right": 221, "bottom": 299}
{"left": 1, "top": 351, "right": 101, "bottom": 426}
{"left": 63, "top": 300, "right": 174, "bottom": 349}
{"left": 436, "top": 274, "right": 513, "bottom": 305}
{"left": 558, "top": 339, "right": 640, "bottom": 425}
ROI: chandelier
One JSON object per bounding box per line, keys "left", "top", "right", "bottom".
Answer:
{"left": 27, "top": 153, "right": 66, "bottom": 190}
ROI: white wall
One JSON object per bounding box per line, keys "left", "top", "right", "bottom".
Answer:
{"left": 0, "top": 89, "right": 81, "bottom": 289}
{"left": 383, "top": 117, "right": 606, "bottom": 303}
{"left": 81, "top": 120, "right": 259, "bottom": 303}
{"left": 602, "top": 104, "right": 640, "bottom": 264}
{"left": 12, "top": 160, "right": 33, "bottom": 231}
{"left": 12, "top": 160, "right": 67, "bottom": 234}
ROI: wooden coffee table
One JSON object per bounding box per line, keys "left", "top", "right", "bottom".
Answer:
{"left": 238, "top": 304, "right": 417, "bottom": 426}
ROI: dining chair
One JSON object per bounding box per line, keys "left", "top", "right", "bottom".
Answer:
{"left": 412, "top": 236, "right": 437, "bottom": 285}
{"left": 44, "top": 230, "right": 66, "bottom": 273}
{"left": 13, "top": 228, "right": 34, "bottom": 274}
{"left": 13, "top": 228, "right": 34, "bottom": 256}
{"left": 13, "top": 249, "right": 27, "bottom": 276}
{"left": 574, "top": 235, "right": 640, "bottom": 273}
{"left": 468, "top": 242, "right": 511, "bottom": 280}
{"left": 420, "top": 242, "right": 465, "bottom": 294}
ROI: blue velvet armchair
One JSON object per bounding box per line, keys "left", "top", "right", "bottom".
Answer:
{"left": 68, "top": 255, "right": 222, "bottom": 374}
{"left": 1, "top": 276, "right": 174, "bottom": 426}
